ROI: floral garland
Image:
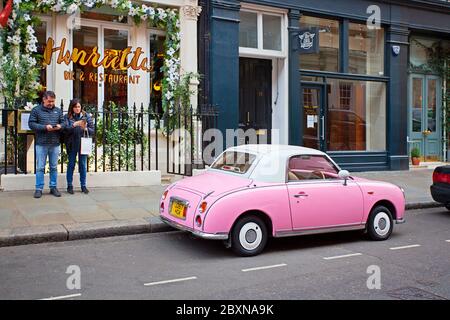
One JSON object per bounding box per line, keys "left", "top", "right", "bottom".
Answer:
{"left": 0, "top": 0, "right": 180, "bottom": 111}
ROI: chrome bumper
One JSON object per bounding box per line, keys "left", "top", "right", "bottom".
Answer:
{"left": 160, "top": 215, "right": 229, "bottom": 240}
{"left": 395, "top": 218, "right": 406, "bottom": 224}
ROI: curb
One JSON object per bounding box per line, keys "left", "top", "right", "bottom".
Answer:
{"left": 0, "top": 202, "right": 445, "bottom": 248}
{"left": 0, "top": 217, "right": 174, "bottom": 248}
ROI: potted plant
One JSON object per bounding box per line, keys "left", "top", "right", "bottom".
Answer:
{"left": 411, "top": 147, "right": 421, "bottom": 166}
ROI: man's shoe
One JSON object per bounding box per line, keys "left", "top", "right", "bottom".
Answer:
{"left": 67, "top": 186, "right": 74, "bottom": 194}
{"left": 81, "top": 186, "right": 89, "bottom": 194}
{"left": 50, "top": 187, "right": 61, "bottom": 197}
{"left": 34, "top": 190, "right": 42, "bottom": 199}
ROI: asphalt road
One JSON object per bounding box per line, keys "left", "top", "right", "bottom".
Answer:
{"left": 0, "top": 207, "right": 449, "bottom": 300}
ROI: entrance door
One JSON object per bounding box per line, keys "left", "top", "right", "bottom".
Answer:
{"left": 409, "top": 75, "right": 442, "bottom": 161}
{"left": 239, "top": 58, "right": 272, "bottom": 144}
{"left": 302, "top": 85, "right": 325, "bottom": 150}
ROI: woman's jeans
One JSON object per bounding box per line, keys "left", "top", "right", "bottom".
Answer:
{"left": 35, "top": 145, "right": 60, "bottom": 190}
{"left": 66, "top": 150, "right": 87, "bottom": 188}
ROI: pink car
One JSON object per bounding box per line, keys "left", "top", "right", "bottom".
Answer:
{"left": 160, "top": 145, "right": 405, "bottom": 256}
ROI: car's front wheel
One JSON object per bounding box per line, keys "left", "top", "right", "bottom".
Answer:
{"left": 367, "top": 205, "right": 394, "bottom": 241}
{"left": 231, "top": 215, "right": 268, "bottom": 257}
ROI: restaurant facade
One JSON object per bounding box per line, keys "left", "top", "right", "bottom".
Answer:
{"left": 199, "top": 0, "right": 450, "bottom": 171}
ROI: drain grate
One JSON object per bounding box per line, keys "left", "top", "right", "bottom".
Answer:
{"left": 387, "top": 287, "right": 447, "bottom": 300}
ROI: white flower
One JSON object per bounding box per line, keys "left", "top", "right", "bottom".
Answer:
{"left": 128, "top": 7, "right": 138, "bottom": 16}
{"left": 67, "top": 4, "right": 78, "bottom": 14}
{"left": 157, "top": 8, "right": 167, "bottom": 19}
{"left": 166, "top": 48, "right": 175, "bottom": 57}
{"left": 23, "top": 14, "right": 31, "bottom": 21}
{"left": 25, "top": 102, "right": 35, "bottom": 111}
{"left": 165, "top": 91, "right": 173, "bottom": 100}
{"left": 109, "top": 0, "right": 119, "bottom": 8}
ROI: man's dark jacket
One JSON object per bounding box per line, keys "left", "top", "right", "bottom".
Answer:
{"left": 28, "top": 104, "right": 65, "bottom": 146}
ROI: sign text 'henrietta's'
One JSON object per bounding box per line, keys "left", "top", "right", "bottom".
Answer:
{"left": 43, "top": 37, "right": 151, "bottom": 72}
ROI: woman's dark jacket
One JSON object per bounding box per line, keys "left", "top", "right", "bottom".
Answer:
{"left": 63, "top": 112, "right": 95, "bottom": 153}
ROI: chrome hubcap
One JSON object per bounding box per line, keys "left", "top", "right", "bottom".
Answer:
{"left": 239, "top": 222, "right": 263, "bottom": 251}
{"left": 374, "top": 212, "right": 391, "bottom": 236}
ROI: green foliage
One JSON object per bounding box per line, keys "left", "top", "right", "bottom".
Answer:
{"left": 411, "top": 147, "right": 421, "bottom": 158}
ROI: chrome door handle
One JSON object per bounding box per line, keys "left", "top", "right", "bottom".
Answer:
{"left": 294, "top": 193, "right": 308, "bottom": 198}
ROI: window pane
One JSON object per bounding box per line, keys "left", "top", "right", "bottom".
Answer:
{"left": 73, "top": 26, "right": 98, "bottom": 106}
{"left": 412, "top": 78, "right": 423, "bottom": 133}
{"left": 349, "top": 23, "right": 384, "bottom": 75}
{"left": 239, "top": 11, "right": 257, "bottom": 48}
{"left": 150, "top": 34, "right": 166, "bottom": 114}
{"left": 326, "top": 79, "right": 386, "bottom": 151}
{"left": 104, "top": 29, "right": 128, "bottom": 107}
{"left": 288, "top": 155, "right": 339, "bottom": 181}
{"left": 263, "top": 14, "right": 281, "bottom": 51}
{"left": 35, "top": 21, "right": 47, "bottom": 97}
{"left": 427, "top": 79, "right": 437, "bottom": 132}
{"left": 299, "top": 16, "right": 339, "bottom": 72}
{"left": 211, "top": 151, "right": 256, "bottom": 174}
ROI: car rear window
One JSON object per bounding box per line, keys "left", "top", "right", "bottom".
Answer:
{"left": 211, "top": 151, "right": 256, "bottom": 174}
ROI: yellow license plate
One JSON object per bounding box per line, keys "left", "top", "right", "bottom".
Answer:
{"left": 170, "top": 201, "right": 187, "bottom": 220}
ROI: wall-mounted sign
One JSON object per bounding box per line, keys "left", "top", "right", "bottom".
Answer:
{"left": 43, "top": 37, "right": 153, "bottom": 72}
{"left": 298, "top": 28, "right": 319, "bottom": 54}
{"left": 392, "top": 45, "right": 401, "bottom": 56}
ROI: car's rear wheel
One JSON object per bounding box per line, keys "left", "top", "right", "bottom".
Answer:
{"left": 367, "top": 205, "right": 394, "bottom": 241}
{"left": 231, "top": 215, "right": 268, "bottom": 257}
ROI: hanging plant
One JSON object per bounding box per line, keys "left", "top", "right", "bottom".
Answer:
{"left": 0, "top": 0, "right": 180, "bottom": 111}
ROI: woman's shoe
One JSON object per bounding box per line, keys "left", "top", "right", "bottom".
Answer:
{"left": 81, "top": 186, "right": 89, "bottom": 194}
{"left": 67, "top": 186, "right": 74, "bottom": 194}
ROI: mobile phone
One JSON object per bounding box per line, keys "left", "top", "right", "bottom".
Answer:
{"left": 52, "top": 125, "right": 58, "bottom": 128}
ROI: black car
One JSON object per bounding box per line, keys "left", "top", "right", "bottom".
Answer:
{"left": 430, "top": 165, "right": 450, "bottom": 210}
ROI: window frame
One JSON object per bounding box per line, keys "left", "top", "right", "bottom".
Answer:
{"left": 239, "top": 7, "right": 287, "bottom": 58}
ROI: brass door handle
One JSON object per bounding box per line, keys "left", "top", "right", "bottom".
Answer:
{"left": 422, "top": 130, "right": 432, "bottom": 136}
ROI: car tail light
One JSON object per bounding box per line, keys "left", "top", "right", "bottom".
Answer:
{"left": 160, "top": 201, "right": 164, "bottom": 213}
{"left": 195, "top": 215, "right": 202, "bottom": 227}
{"left": 162, "top": 190, "right": 169, "bottom": 201}
{"left": 199, "top": 201, "right": 207, "bottom": 213}
{"left": 433, "top": 172, "right": 450, "bottom": 184}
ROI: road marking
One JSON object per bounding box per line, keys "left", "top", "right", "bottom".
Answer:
{"left": 390, "top": 244, "right": 421, "bottom": 250}
{"left": 144, "top": 276, "right": 197, "bottom": 286}
{"left": 40, "top": 293, "right": 82, "bottom": 300}
{"left": 242, "top": 263, "right": 287, "bottom": 272}
{"left": 323, "top": 253, "right": 363, "bottom": 260}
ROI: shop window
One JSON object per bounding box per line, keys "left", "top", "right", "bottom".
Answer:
{"left": 348, "top": 23, "right": 384, "bottom": 76}
{"left": 149, "top": 34, "right": 166, "bottom": 114}
{"left": 103, "top": 29, "right": 128, "bottom": 107}
{"left": 73, "top": 26, "right": 99, "bottom": 106}
{"left": 327, "top": 79, "right": 386, "bottom": 151}
{"left": 299, "top": 16, "right": 339, "bottom": 72}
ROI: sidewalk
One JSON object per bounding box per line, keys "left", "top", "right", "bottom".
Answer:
{"left": 0, "top": 168, "right": 442, "bottom": 247}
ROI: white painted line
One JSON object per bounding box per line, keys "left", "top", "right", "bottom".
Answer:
{"left": 40, "top": 293, "right": 82, "bottom": 300}
{"left": 144, "top": 276, "right": 197, "bottom": 286}
{"left": 323, "top": 253, "right": 363, "bottom": 260}
{"left": 390, "top": 244, "right": 421, "bottom": 251}
{"left": 242, "top": 264, "right": 287, "bottom": 272}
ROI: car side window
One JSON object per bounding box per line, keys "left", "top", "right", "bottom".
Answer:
{"left": 287, "top": 155, "right": 340, "bottom": 181}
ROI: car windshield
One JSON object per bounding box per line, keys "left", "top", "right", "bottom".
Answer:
{"left": 211, "top": 151, "right": 256, "bottom": 174}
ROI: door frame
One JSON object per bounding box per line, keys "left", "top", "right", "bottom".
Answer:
{"left": 301, "top": 82, "right": 327, "bottom": 151}
{"left": 408, "top": 73, "right": 442, "bottom": 161}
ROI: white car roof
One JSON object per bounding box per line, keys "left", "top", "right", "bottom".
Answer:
{"left": 214, "top": 144, "right": 338, "bottom": 183}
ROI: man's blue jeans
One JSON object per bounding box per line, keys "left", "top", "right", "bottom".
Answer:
{"left": 35, "top": 145, "right": 60, "bottom": 190}
{"left": 66, "top": 150, "right": 87, "bottom": 188}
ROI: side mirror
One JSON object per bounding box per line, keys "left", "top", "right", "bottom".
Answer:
{"left": 338, "top": 170, "right": 350, "bottom": 186}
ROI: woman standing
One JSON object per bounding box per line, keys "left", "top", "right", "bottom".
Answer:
{"left": 63, "top": 99, "right": 94, "bottom": 194}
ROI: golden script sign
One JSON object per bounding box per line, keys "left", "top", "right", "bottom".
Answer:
{"left": 43, "top": 37, "right": 152, "bottom": 72}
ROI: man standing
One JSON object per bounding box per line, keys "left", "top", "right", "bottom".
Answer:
{"left": 28, "top": 91, "right": 65, "bottom": 198}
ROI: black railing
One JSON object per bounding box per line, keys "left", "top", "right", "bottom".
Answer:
{"left": 0, "top": 101, "right": 218, "bottom": 177}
